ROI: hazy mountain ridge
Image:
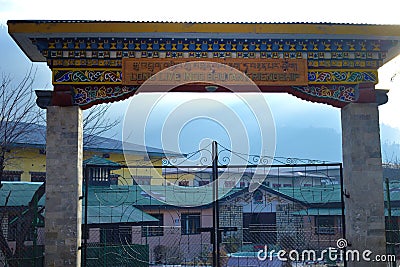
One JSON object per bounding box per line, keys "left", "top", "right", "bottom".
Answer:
{"left": 275, "top": 126, "right": 342, "bottom": 162}
{"left": 274, "top": 124, "right": 400, "bottom": 162}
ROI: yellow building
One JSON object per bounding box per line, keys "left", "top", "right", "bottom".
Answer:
{"left": 2, "top": 123, "right": 175, "bottom": 184}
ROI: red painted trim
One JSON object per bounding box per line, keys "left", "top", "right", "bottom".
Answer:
{"left": 52, "top": 83, "right": 378, "bottom": 110}
{"left": 51, "top": 88, "right": 73, "bottom": 106}
{"left": 354, "top": 83, "right": 376, "bottom": 103}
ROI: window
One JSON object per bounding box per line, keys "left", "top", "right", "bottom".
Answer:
{"left": 100, "top": 226, "right": 132, "bottom": 244}
{"left": 142, "top": 213, "right": 164, "bottom": 237}
{"left": 239, "top": 181, "right": 248, "bottom": 188}
{"left": 315, "top": 216, "right": 335, "bottom": 235}
{"left": 253, "top": 190, "right": 263, "bottom": 204}
{"left": 87, "top": 167, "right": 110, "bottom": 186}
{"left": 198, "top": 181, "right": 210, "bottom": 186}
{"left": 181, "top": 213, "right": 201, "bottom": 235}
{"left": 178, "top": 180, "right": 189, "bottom": 186}
{"left": 224, "top": 181, "right": 235, "bottom": 188}
{"left": 30, "top": 172, "right": 46, "bottom": 182}
{"left": 2, "top": 170, "right": 22, "bottom": 181}
{"left": 109, "top": 174, "right": 119, "bottom": 185}
{"left": 243, "top": 213, "right": 277, "bottom": 244}
{"left": 133, "top": 176, "right": 151, "bottom": 185}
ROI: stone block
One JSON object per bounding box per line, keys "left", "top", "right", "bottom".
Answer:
{"left": 45, "top": 106, "right": 83, "bottom": 267}
{"left": 341, "top": 103, "right": 386, "bottom": 267}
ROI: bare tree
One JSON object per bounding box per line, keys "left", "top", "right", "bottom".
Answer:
{"left": 0, "top": 67, "right": 42, "bottom": 183}
{"left": 0, "top": 67, "right": 44, "bottom": 266}
{"left": 0, "top": 67, "right": 121, "bottom": 181}
{"left": 0, "top": 67, "right": 121, "bottom": 265}
{"left": 83, "top": 104, "right": 121, "bottom": 147}
{"left": 383, "top": 146, "right": 400, "bottom": 168}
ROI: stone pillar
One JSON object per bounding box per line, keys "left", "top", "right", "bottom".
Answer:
{"left": 45, "top": 106, "right": 83, "bottom": 266}
{"left": 341, "top": 103, "right": 386, "bottom": 266}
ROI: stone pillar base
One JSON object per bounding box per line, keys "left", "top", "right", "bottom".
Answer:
{"left": 341, "top": 103, "right": 386, "bottom": 267}
{"left": 45, "top": 106, "right": 83, "bottom": 266}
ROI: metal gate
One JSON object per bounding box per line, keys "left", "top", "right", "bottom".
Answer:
{"left": 81, "top": 142, "right": 345, "bottom": 267}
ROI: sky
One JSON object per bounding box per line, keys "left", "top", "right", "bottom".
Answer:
{"left": 1, "top": 0, "right": 400, "bottom": 162}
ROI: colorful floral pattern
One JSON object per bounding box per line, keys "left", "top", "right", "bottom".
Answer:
{"left": 292, "top": 85, "right": 357, "bottom": 103}
{"left": 72, "top": 85, "right": 138, "bottom": 106}
{"left": 308, "top": 70, "right": 377, "bottom": 84}
{"left": 54, "top": 69, "right": 122, "bottom": 84}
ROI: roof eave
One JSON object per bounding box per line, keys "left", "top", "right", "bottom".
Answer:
{"left": 8, "top": 20, "right": 400, "bottom": 63}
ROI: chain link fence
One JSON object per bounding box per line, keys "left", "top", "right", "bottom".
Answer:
{"left": 81, "top": 162, "right": 344, "bottom": 267}
{"left": 0, "top": 182, "right": 45, "bottom": 267}
{"left": 0, "top": 159, "right": 345, "bottom": 267}
{"left": 384, "top": 164, "right": 400, "bottom": 267}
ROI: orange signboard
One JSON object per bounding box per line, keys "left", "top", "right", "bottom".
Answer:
{"left": 122, "top": 58, "right": 308, "bottom": 86}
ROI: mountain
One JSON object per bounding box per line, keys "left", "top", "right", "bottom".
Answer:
{"left": 273, "top": 124, "right": 400, "bottom": 163}
{"left": 274, "top": 126, "right": 342, "bottom": 162}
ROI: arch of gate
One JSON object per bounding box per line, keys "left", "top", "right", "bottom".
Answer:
{"left": 7, "top": 20, "right": 400, "bottom": 266}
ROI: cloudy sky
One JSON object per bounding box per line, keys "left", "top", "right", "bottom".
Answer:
{"left": 1, "top": 0, "right": 399, "bottom": 162}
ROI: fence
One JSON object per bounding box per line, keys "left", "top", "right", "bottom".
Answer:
{"left": 0, "top": 182, "right": 45, "bottom": 267}
{"left": 86, "top": 243, "right": 149, "bottom": 267}
{"left": 384, "top": 164, "right": 400, "bottom": 267}
{"left": 0, "top": 144, "right": 346, "bottom": 266}
{"left": 81, "top": 143, "right": 345, "bottom": 266}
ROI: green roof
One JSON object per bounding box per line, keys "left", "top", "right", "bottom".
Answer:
{"left": 5, "top": 180, "right": 400, "bottom": 223}
{"left": 273, "top": 181, "right": 400, "bottom": 206}
{"left": 385, "top": 184, "right": 400, "bottom": 202}
{"left": 272, "top": 184, "right": 342, "bottom": 204}
{"left": 83, "top": 205, "right": 158, "bottom": 224}
{"left": 292, "top": 208, "right": 342, "bottom": 216}
{"left": 292, "top": 207, "right": 400, "bottom": 217}
{"left": 83, "top": 155, "right": 122, "bottom": 168}
{"left": 88, "top": 185, "right": 243, "bottom": 208}
{"left": 0, "top": 182, "right": 45, "bottom": 207}
{"left": 0, "top": 182, "right": 157, "bottom": 225}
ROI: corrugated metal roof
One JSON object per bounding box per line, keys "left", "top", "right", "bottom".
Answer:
{"left": 291, "top": 208, "right": 343, "bottom": 216}
{"left": 8, "top": 20, "right": 400, "bottom": 65}
{"left": 7, "top": 20, "right": 397, "bottom": 26}
{"left": 83, "top": 205, "right": 158, "bottom": 224}
{"left": 274, "top": 184, "right": 342, "bottom": 204}
{"left": 292, "top": 207, "right": 400, "bottom": 216}
{"left": 87, "top": 184, "right": 244, "bottom": 207}
{"left": 7, "top": 122, "right": 178, "bottom": 156}
{"left": 83, "top": 155, "right": 122, "bottom": 168}
{"left": 0, "top": 182, "right": 158, "bottom": 224}
{"left": 0, "top": 182, "right": 45, "bottom": 206}
{"left": 4, "top": 181, "right": 400, "bottom": 221}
